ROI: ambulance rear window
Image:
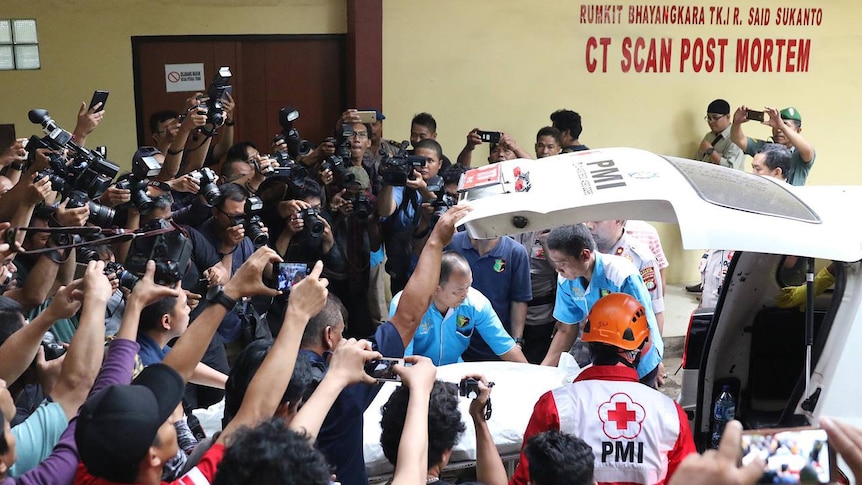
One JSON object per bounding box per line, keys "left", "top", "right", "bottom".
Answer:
{"left": 663, "top": 157, "right": 820, "bottom": 223}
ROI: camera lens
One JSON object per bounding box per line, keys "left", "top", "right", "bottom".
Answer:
{"left": 87, "top": 201, "right": 115, "bottom": 227}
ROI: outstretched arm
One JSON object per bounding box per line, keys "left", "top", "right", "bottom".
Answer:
{"left": 163, "top": 247, "right": 282, "bottom": 384}
{"left": 50, "top": 262, "right": 111, "bottom": 419}
{"left": 391, "top": 356, "right": 437, "bottom": 485}
{"left": 729, "top": 106, "right": 750, "bottom": 152}
{"left": 219, "top": 260, "right": 329, "bottom": 443}
{"left": 289, "top": 338, "right": 380, "bottom": 441}
{"left": 390, "top": 205, "right": 472, "bottom": 348}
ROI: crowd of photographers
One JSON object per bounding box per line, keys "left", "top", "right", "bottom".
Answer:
{"left": 3, "top": 72, "right": 862, "bottom": 485}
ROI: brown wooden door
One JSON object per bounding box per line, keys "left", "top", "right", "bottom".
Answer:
{"left": 133, "top": 35, "right": 346, "bottom": 156}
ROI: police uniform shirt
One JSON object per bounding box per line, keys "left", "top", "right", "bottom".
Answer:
{"left": 553, "top": 252, "right": 664, "bottom": 379}
{"left": 607, "top": 231, "right": 665, "bottom": 314}
{"left": 389, "top": 287, "right": 516, "bottom": 365}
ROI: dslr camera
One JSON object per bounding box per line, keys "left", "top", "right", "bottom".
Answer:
{"left": 379, "top": 142, "right": 429, "bottom": 187}
{"left": 197, "top": 67, "right": 232, "bottom": 136}
{"left": 276, "top": 107, "right": 312, "bottom": 160}
{"left": 425, "top": 175, "right": 456, "bottom": 217}
{"left": 27, "top": 109, "right": 120, "bottom": 227}
{"left": 297, "top": 207, "right": 325, "bottom": 238}
{"left": 41, "top": 333, "right": 66, "bottom": 361}
{"left": 124, "top": 219, "right": 191, "bottom": 286}
{"left": 103, "top": 261, "right": 140, "bottom": 291}
{"left": 187, "top": 167, "right": 221, "bottom": 207}
{"left": 231, "top": 195, "right": 268, "bottom": 248}
{"left": 345, "top": 193, "right": 372, "bottom": 220}
{"left": 113, "top": 146, "right": 162, "bottom": 215}
{"left": 319, "top": 125, "right": 355, "bottom": 187}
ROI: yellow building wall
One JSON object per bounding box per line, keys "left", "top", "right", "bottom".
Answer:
{"left": 0, "top": 0, "right": 345, "bottom": 171}
{"left": 382, "top": 0, "right": 862, "bottom": 283}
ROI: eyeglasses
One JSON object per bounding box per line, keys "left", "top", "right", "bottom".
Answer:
{"left": 350, "top": 132, "right": 369, "bottom": 139}
{"left": 704, "top": 114, "right": 727, "bottom": 122}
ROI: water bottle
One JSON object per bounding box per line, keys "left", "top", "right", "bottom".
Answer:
{"left": 711, "top": 385, "right": 736, "bottom": 448}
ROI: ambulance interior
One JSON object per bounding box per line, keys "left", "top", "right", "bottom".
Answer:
{"left": 689, "top": 252, "right": 844, "bottom": 450}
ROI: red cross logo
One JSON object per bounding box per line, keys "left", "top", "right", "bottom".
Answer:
{"left": 607, "top": 401, "right": 637, "bottom": 429}
{"left": 598, "top": 392, "right": 645, "bottom": 439}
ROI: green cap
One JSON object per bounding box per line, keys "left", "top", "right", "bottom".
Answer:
{"left": 779, "top": 106, "right": 802, "bottom": 122}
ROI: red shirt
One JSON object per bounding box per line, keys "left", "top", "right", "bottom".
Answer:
{"left": 74, "top": 443, "right": 225, "bottom": 485}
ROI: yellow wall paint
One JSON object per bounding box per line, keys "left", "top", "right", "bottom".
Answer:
{"left": 0, "top": 0, "right": 345, "bottom": 172}
{"left": 382, "top": 0, "right": 862, "bottom": 283}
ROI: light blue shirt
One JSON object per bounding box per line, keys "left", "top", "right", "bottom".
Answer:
{"left": 553, "top": 252, "right": 664, "bottom": 378}
{"left": 389, "top": 287, "right": 516, "bottom": 365}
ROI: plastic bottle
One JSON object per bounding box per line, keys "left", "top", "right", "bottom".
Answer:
{"left": 711, "top": 385, "right": 736, "bottom": 448}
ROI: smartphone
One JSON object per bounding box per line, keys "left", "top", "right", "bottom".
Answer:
{"left": 274, "top": 262, "right": 309, "bottom": 292}
{"left": 746, "top": 109, "right": 765, "bottom": 122}
{"left": 0, "top": 124, "right": 15, "bottom": 151}
{"left": 740, "top": 427, "right": 834, "bottom": 484}
{"left": 356, "top": 110, "right": 377, "bottom": 124}
{"left": 221, "top": 85, "right": 233, "bottom": 101}
{"left": 364, "top": 358, "right": 403, "bottom": 382}
{"left": 89, "top": 90, "right": 109, "bottom": 112}
{"left": 476, "top": 130, "right": 502, "bottom": 144}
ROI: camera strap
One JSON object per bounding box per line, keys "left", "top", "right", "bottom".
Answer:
{"left": 4, "top": 225, "right": 179, "bottom": 255}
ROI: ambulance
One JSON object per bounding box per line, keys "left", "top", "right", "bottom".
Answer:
{"left": 455, "top": 147, "right": 862, "bottom": 451}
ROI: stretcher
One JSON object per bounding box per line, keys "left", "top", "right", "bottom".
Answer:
{"left": 192, "top": 361, "right": 575, "bottom": 480}
{"left": 363, "top": 361, "right": 573, "bottom": 479}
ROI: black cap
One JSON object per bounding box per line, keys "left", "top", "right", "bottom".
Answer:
{"left": 707, "top": 99, "right": 731, "bottom": 115}
{"left": 76, "top": 364, "right": 185, "bottom": 482}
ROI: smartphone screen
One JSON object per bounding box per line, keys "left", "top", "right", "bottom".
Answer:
{"left": 275, "top": 262, "right": 308, "bottom": 292}
{"left": 89, "top": 90, "right": 109, "bottom": 112}
{"left": 746, "top": 109, "right": 765, "bottom": 122}
{"left": 364, "top": 358, "right": 403, "bottom": 382}
{"left": 741, "top": 427, "right": 832, "bottom": 484}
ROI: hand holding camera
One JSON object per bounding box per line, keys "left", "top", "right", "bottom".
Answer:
{"left": 223, "top": 246, "right": 284, "bottom": 300}
{"left": 127, "top": 260, "right": 183, "bottom": 308}
{"left": 466, "top": 128, "right": 483, "bottom": 149}
{"left": 328, "top": 338, "right": 382, "bottom": 387}
{"left": 98, "top": 185, "right": 132, "bottom": 207}
{"left": 82, "top": 260, "right": 112, "bottom": 303}
{"left": 282, "top": 259, "right": 328, "bottom": 320}
{"left": 25, "top": 173, "right": 52, "bottom": 205}
{"left": 461, "top": 375, "right": 495, "bottom": 421}
{"left": 393, "top": 355, "right": 436, "bottom": 394}
{"left": 54, "top": 199, "right": 90, "bottom": 227}
{"left": 45, "top": 279, "right": 84, "bottom": 320}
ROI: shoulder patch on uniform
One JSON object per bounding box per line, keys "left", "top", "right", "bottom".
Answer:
{"left": 641, "top": 266, "right": 657, "bottom": 291}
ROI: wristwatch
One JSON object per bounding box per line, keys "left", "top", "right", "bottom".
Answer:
{"left": 514, "top": 337, "right": 525, "bottom": 346}
{"left": 206, "top": 285, "right": 238, "bottom": 310}
{"left": 705, "top": 147, "right": 716, "bottom": 156}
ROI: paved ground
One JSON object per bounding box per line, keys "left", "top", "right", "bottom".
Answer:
{"left": 658, "top": 284, "right": 701, "bottom": 400}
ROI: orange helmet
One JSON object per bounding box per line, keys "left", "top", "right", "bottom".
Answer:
{"left": 582, "top": 293, "right": 649, "bottom": 351}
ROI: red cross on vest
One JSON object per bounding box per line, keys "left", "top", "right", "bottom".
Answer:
{"left": 607, "top": 401, "right": 637, "bottom": 429}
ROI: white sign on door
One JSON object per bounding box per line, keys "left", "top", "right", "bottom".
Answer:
{"left": 165, "top": 63, "right": 205, "bottom": 92}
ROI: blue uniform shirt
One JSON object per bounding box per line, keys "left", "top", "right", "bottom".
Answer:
{"left": 553, "top": 252, "right": 664, "bottom": 378}
{"left": 389, "top": 287, "right": 516, "bottom": 365}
